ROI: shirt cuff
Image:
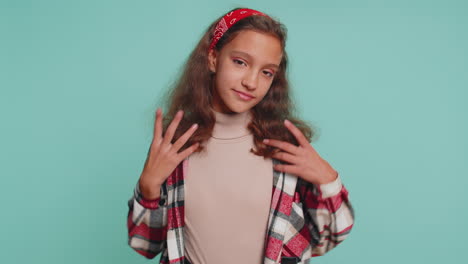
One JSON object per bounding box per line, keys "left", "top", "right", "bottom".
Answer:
{"left": 318, "top": 173, "right": 343, "bottom": 199}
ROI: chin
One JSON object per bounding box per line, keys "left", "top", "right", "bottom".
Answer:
{"left": 227, "top": 104, "right": 252, "bottom": 114}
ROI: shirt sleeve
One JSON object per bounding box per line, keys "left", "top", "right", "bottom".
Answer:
{"left": 126, "top": 179, "right": 168, "bottom": 259}
{"left": 299, "top": 172, "right": 355, "bottom": 256}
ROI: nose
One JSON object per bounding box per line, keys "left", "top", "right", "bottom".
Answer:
{"left": 241, "top": 70, "right": 258, "bottom": 90}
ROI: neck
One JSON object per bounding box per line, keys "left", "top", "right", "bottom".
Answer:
{"left": 211, "top": 107, "right": 252, "bottom": 139}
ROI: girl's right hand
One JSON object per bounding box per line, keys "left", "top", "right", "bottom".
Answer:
{"left": 139, "top": 108, "right": 199, "bottom": 200}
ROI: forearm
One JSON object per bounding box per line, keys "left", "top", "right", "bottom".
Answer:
{"left": 301, "top": 175, "right": 355, "bottom": 255}
{"left": 127, "top": 180, "right": 168, "bottom": 258}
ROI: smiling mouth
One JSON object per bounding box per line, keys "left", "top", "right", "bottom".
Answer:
{"left": 233, "top": 90, "right": 255, "bottom": 100}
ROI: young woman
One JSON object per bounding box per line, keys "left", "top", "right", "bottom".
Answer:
{"left": 127, "top": 7, "right": 355, "bottom": 264}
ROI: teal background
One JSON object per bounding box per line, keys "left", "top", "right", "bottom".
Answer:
{"left": 1, "top": 0, "right": 467, "bottom": 263}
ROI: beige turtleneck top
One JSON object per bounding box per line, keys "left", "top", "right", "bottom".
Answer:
{"left": 183, "top": 108, "right": 273, "bottom": 264}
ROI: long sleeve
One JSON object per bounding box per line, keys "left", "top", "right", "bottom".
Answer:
{"left": 126, "top": 179, "right": 168, "bottom": 259}
{"left": 299, "top": 173, "right": 355, "bottom": 256}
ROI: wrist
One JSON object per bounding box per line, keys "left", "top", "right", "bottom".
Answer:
{"left": 316, "top": 170, "right": 338, "bottom": 185}
{"left": 317, "top": 171, "right": 342, "bottom": 198}
{"left": 138, "top": 177, "right": 162, "bottom": 200}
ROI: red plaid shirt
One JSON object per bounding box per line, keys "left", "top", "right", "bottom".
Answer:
{"left": 127, "top": 157, "right": 355, "bottom": 264}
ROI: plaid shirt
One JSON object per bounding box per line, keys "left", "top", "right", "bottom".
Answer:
{"left": 127, "top": 157, "right": 355, "bottom": 264}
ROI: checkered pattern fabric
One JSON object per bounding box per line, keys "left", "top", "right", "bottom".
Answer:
{"left": 127, "top": 158, "right": 354, "bottom": 264}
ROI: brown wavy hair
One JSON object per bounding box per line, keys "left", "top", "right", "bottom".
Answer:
{"left": 153, "top": 7, "right": 318, "bottom": 159}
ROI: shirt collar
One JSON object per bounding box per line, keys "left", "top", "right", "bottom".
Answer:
{"left": 211, "top": 107, "right": 252, "bottom": 139}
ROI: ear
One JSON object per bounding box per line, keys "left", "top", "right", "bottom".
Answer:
{"left": 208, "top": 49, "right": 217, "bottom": 73}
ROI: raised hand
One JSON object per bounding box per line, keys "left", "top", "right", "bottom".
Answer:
{"left": 139, "top": 108, "right": 199, "bottom": 200}
{"left": 263, "top": 119, "right": 338, "bottom": 185}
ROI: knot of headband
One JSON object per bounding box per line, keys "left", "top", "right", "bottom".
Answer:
{"left": 208, "top": 8, "right": 269, "bottom": 51}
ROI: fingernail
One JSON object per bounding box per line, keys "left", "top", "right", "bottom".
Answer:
{"left": 284, "top": 119, "right": 290, "bottom": 125}
{"left": 192, "top": 123, "right": 198, "bottom": 129}
{"left": 263, "top": 139, "right": 269, "bottom": 143}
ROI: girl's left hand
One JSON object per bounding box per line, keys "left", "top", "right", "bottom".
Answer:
{"left": 263, "top": 119, "right": 338, "bottom": 185}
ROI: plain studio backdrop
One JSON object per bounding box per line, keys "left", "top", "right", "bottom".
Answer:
{"left": 1, "top": 0, "right": 467, "bottom": 263}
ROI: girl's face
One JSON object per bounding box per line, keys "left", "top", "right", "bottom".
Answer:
{"left": 208, "top": 30, "right": 283, "bottom": 114}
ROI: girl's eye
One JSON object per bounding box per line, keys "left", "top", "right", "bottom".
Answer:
{"left": 233, "top": 59, "right": 246, "bottom": 66}
{"left": 232, "top": 58, "right": 274, "bottom": 77}
{"left": 263, "top": 71, "right": 274, "bottom": 78}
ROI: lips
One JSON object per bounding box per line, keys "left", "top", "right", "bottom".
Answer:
{"left": 234, "top": 89, "right": 255, "bottom": 99}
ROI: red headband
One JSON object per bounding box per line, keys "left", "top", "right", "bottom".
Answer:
{"left": 209, "top": 8, "right": 269, "bottom": 51}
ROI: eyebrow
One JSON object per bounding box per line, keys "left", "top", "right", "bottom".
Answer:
{"left": 230, "top": 50, "right": 280, "bottom": 69}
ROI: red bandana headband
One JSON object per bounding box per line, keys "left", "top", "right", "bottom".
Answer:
{"left": 209, "top": 8, "right": 269, "bottom": 51}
